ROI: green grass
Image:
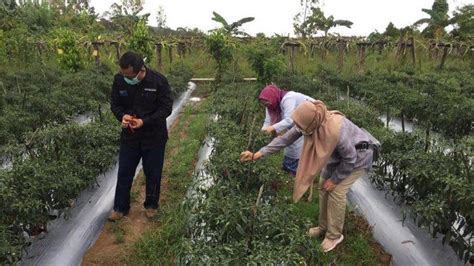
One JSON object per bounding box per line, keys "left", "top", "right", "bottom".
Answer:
{"left": 111, "top": 221, "right": 126, "bottom": 244}
{"left": 130, "top": 188, "right": 140, "bottom": 203}
{"left": 126, "top": 91, "right": 210, "bottom": 265}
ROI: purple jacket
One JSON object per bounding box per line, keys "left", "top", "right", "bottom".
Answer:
{"left": 259, "top": 117, "right": 374, "bottom": 183}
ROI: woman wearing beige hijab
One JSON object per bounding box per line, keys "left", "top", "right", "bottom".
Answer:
{"left": 240, "top": 100, "right": 378, "bottom": 252}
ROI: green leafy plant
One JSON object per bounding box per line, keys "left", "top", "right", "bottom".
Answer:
{"left": 175, "top": 83, "right": 323, "bottom": 264}
{"left": 245, "top": 43, "right": 286, "bottom": 85}
{"left": 52, "top": 28, "right": 83, "bottom": 72}
{"left": 128, "top": 18, "right": 153, "bottom": 63}
{"left": 205, "top": 29, "right": 234, "bottom": 86}
{"left": 0, "top": 114, "right": 120, "bottom": 264}
{"left": 167, "top": 62, "right": 194, "bottom": 98}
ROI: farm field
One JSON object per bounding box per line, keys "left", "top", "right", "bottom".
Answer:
{"left": 0, "top": 0, "right": 472, "bottom": 265}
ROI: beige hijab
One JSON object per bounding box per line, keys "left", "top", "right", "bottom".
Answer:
{"left": 291, "top": 100, "right": 344, "bottom": 202}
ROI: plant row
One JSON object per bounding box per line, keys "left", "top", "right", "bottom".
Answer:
{"left": 0, "top": 114, "right": 120, "bottom": 264}
{"left": 275, "top": 68, "right": 473, "bottom": 263}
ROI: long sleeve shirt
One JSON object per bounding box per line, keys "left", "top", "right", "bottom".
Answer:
{"left": 259, "top": 117, "right": 374, "bottom": 184}
{"left": 110, "top": 67, "right": 173, "bottom": 148}
{"left": 262, "top": 91, "right": 315, "bottom": 159}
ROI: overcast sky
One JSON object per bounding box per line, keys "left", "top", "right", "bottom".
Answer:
{"left": 90, "top": 0, "right": 473, "bottom": 37}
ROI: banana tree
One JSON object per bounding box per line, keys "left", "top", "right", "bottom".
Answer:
{"left": 413, "top": 0, "right": 453, "bottom": 40}
{"left": 211, "top": 11, "right": 254, "bottom": 37}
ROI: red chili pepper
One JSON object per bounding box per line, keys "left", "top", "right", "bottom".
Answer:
{"left": 127, "top": 114, "right": 138, "bottom": 133}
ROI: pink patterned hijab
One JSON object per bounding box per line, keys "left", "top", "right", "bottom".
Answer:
{"left": 258, "top": 85, "right": 288, "bottom": 125}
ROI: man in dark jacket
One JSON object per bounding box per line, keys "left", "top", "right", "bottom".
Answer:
{"left": 109, "top": 51, "right": 173, "bottom": 221}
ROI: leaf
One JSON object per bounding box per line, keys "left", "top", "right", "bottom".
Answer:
{"left": 230, "top": 17, "right": 255, "bottom": 29}
{"left": 333, "top": 20, "right": 353, "bottom": 28}
{"left": 211, "top": 11, "right": 229, "bottom": 28}
{"left": 414, "top": 18, "right": 432, "bottom": 26}
{"left": 236, "top": 224, "right": 245, "bottom": 236}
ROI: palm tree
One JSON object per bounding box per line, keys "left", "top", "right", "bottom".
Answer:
{"left": 211, "top": 11, "right": 255, "bottom": 36}
{"left": 414, "top": 0, "right": 453, "bottom": 39}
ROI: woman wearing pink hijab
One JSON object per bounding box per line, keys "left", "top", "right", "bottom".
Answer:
{"left": 257, "top": 84, "right": 314, "bottom": 176}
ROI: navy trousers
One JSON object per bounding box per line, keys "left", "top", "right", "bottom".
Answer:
{"left": 113, "top": 142, "right": 166, "bottom": 214}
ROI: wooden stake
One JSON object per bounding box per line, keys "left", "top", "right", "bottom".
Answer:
{"left": 357, "top": 43, "right": 368, "bottom": 73}
{"left": 92, "top": 43, "right": 100, "bottom": 66}
{"left": 283, "top": 42, "right": 300, "bottom": 74}
{"left": 114, "top": 42, "right": 121, "bottom": 61}
{"left": 177, "top": 41, "right": 186, "bottom": 58}
{"left": 290, "top": 46, "right": 297, "bottom": 74}
{"left": 168, "top": 45, "right": 173, "bottom": 64}
{"left": 156, "top": 43, "right": 163, "bottom": 72}
{"left": 409, "top": 37, "right": 416, "bottom": 67}
{"left": 439, "top": 45, "right": 448, "bottom": 70}
{"left": 338, "top": 40, "right": 345, "bottom": 71}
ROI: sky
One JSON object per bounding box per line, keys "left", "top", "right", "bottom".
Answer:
{"left": 90, "top": 0, "right": 473, "bottom": 37}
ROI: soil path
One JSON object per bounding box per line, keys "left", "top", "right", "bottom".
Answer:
{"left": 82, "top": 95, "right": 203, "bottom": 266}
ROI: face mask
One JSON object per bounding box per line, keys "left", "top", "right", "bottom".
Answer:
{"left": 124, "top": 72, "right": 141, "bottom": 85}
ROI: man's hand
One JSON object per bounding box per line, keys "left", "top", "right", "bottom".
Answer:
{"left": 322, "top": 179, "right": 337, "bottom": 192}
{"left": 263, "top": 126, "right": 275, "bottom": 135}
{"left": 240, "top": 151, "right": 263, "bottom": 162}
{"left": 122, "top": 114, "right": 134, "bottom": 128}
{"left": 130, "top": 118, "right": 144, "bottom": 129}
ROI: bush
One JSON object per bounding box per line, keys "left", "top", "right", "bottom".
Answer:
{"left": 167, "top": 63, "right": 193, "bottom": 99}
{"left": 245, "top": 43, "right": 285, "bottom": 85}
{"left": 52, "top": 28, "right": 84, "bottom": 72}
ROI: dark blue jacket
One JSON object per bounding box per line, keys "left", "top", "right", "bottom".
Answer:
{"left": 110, "top": 67, "right": 172, "bottom": 148}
